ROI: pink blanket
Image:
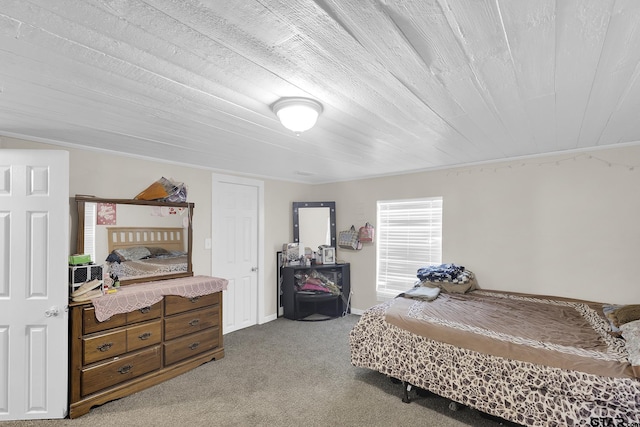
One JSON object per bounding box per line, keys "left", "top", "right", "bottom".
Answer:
{"left": 91, "top": 275, "right": 228, "bottom": 321}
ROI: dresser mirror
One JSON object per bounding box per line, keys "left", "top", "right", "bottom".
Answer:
{"left": 75, "top": 195, "right": 194, "bottom": 285}
{"left": 292, "top": 201, "right": 336, "bottom": 250}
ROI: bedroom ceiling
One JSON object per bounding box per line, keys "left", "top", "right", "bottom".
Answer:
{"left": 1, "top": 1, "right": 640, "bottom": 184}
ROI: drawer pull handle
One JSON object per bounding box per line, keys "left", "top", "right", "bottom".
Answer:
{"left": 118, "top": 364, "right": 133, "bottom": 374}
{"left": 189, "top": 297, "right": 200, "bottom": 303}
{"left": 189, "top": 319, "right": 200, "bottom": 327}
{"left": 189, "top": 342, "right": 200, "bottom": 350}
{"left": 138, "top": 332, "right": 152, "bottom": 340}
{"left": 139, "top": 306, "right": 151, "bottom": 314}
{"left": 97, "top": 342, "right": 113, "bottom": 352}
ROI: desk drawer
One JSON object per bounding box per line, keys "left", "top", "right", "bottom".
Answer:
{"left": 83, "top": 330, "right": 127, "bottom": 365}
{"left": 82, "top": 307, "right": 126, "bottom": 334}
{"left": 164, "top": 328, "right": 219, "bottom": 366}
{"left": 81, "top": 346, "right": 161, "bottom": 396}
{"left": 127, "top": 320, "right": 162, "bottom": 352}
{"left": 127, "top": 303, "right": 162, "bottom": 323}
{"left": 164, "top": 306, "right": 219, "bottom": 341}
{"left": 164, "top": 293, "right": 220, "bottom": 316}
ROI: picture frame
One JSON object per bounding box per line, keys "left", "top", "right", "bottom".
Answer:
{"left": 321, "top": 246, "right": 336, "bottom": 264}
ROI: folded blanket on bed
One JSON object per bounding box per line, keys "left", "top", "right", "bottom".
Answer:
{"left": 417, "top": 263, "right": 465, "bottom": 282}
{"left": 399, "top": 285, "right": 441, "bottom": 301}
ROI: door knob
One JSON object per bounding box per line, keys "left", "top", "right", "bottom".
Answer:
{"left": 251, "top": 267, "right": 258, "bottom": 272}
{"left": 45, "top": 306, "right": 60, "bottom": 317}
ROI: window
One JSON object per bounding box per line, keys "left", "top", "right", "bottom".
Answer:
{"left": 376, "top": 197, "right": 442, "bottom": 299}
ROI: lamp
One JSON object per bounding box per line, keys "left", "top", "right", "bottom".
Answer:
{"left": 272, "top": 97, "right": 323, "bottom": 134}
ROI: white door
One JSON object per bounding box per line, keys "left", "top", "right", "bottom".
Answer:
{"left": 212, "top": 174, "right": 263, "bottom": 334}
{"left": 0, "top": 150, "right": 69, "bottom": 420}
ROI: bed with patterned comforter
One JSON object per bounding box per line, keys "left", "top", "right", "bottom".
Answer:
{"left": 350, "top": 290, "right": 640, "bottom": 426}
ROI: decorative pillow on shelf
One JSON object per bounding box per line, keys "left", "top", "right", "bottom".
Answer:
{"left": 619, "top": 319, "right": 640, "bottom": 368}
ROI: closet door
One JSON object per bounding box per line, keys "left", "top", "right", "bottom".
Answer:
{"left": 0, "top": 150, "right": 69, "bottom": 420}
{"left": 212, "top": 174, "right": 263, "bottom": 334}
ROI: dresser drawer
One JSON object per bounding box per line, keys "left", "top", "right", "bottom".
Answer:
{"left": 81, "top": 346, "right": 161, "bottom": 397}
{"left": 127, "top": 320, "right": 162, "bottom": 352}
{"left": 83, "top": 330, "right": 127, "bottom": 365}
{"left": 83, "top": 307, "right": 127, "bottom": 334}
{"left": 164, "top": 293, "right": 220, "bottom": 316}
{"left": 163, "top": 328, "right": 219, "bottom": 366}
{"left": 164, "top": 306, "right": 219, "bottom": 341}
{"left": 127, "top": 303, "right": 162, "bottom": 323}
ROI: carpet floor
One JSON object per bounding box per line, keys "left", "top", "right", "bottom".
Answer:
{"left": 1, "top": 314, "right": 519, "bottom": 427}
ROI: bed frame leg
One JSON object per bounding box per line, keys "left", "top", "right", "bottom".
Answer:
{"left": 401, "top": 381, "right": 412, "bottom": 403}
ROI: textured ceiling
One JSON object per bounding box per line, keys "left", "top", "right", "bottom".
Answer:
{"left": 1, "top": 0, "right": 640, "bottom": 183}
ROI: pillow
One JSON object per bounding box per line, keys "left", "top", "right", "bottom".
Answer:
{"left": 105, "top": 251, "right": 125, "bottom": 263}
{"left": 114, "top": 246, "right": 152, "bottom": 261}
{"left": 603, "top": 304, "right": 623, "bottom": 336}
{"left": 146, "top": 246, "right": 170, "bottom": 256}
{"left": 420, "top": 276, "right": 477, "bottom": 294}
{"left": 611, "top": 304, "right": 640, "bottom": 327}
{"left": 620, "top": 319, "right": 640, "bottom": 368}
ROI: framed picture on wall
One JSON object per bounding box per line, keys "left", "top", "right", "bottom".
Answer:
{"left": 321, "top": 247, "right": 336, "bottom": 264}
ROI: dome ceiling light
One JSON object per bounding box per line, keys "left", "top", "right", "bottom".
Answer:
{"left": 272, "top": 97, "right": 323, "bottom": 134}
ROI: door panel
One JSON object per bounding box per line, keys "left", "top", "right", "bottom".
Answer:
{"left": 0, "top": 150, "right": 69, "bottom": 420}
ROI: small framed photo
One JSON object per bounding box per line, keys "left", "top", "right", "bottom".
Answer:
{"left": 321, "top": 247, "right": 336, "bottom": 264}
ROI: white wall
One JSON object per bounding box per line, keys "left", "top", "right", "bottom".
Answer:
{"left": 1, "top": 136, "right": 308, "bottom": 320}
{"left": 315, "top": 145, "right": 640, "bottom": 310}
{"left": 4, "top": 136, "right": 640, "bottom": 317}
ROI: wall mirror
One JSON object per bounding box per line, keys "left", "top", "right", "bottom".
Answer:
{"left": 75, "top": 195, "right": 194, "bottom": 285}
{"left": 292, "top": 201, "right": 336, "bottom": 251}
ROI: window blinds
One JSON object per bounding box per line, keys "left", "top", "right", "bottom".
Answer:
{"left": 376, "top": 197, "right": 442, "bottom": 299}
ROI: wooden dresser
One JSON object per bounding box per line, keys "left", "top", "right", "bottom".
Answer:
{"left": 68, "top": 291, "right": 223, "bottom": 418}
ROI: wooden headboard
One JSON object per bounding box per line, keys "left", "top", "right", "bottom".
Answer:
{"left": 107, "top": 227, "right": 185, "bottom": 253}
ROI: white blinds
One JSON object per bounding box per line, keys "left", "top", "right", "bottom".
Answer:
{"left": 376, "top": 197, "right": 442, "bottom": 299}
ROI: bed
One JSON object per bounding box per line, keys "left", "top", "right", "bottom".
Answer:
{"left": 350, "top": 285, "right": 640, "bottom": 426}
{"left": 105, "top": 226, "right": 188, "bottom": 280}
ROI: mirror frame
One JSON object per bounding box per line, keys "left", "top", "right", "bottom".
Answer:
{"left": 75, "top": 195, "right": 194, "bottom": 286}
{"left": 292, "top": 201, "right": 336, "bottom": 249}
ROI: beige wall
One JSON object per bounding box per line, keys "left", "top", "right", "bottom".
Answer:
{"left": 316, "top": 145, "right": 640, "bottom": 310}
{"left": 4, "top": 136, "right": 640, "bottom": 316}
{"left": 1, "top": 136, "right": 308, "bottom": 320}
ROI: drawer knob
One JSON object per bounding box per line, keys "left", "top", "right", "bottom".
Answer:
{"left": 139, "top": 306, "right": 151, "bottom": 314}
{"left": 189, "top": 319, "right": 200, "bottom": 327}
{"left": 138, "top": 332, "right": 152, "bottom": 340}
{"left": 118, "top": 364, "right": 133, "bottom": 374}
{"left": 189, "top": 342, "right": 200, "bottom": 350}
{"left": 97, "top": 342, "right": 113, "bottom": 352}
{"left": 189, "top": 297, "right": 200, "bottom": 303}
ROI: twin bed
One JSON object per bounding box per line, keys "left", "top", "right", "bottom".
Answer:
{"left": 350, "top": 278, "right": 640, "bottom": 426}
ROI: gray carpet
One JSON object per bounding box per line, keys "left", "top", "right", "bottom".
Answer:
{"left": 3, "top": 315, "right": 517, "bottom": 427}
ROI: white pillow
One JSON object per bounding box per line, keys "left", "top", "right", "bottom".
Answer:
{"left": 620, "top": 319, "right": 640, "bottom": 366}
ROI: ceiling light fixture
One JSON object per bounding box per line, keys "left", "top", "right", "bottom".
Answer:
{"left": 272, "top": 97, "right": 323, "bottom": 134}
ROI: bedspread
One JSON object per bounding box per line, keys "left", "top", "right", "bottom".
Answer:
{"left": 350, "top": 291, "right": 640, "bottom": 426}
{"left": 109, "top": 254, "right": 188, "bottom": 280}
{"left": 386, "top": 290, "right": 632, "bottom": 378}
